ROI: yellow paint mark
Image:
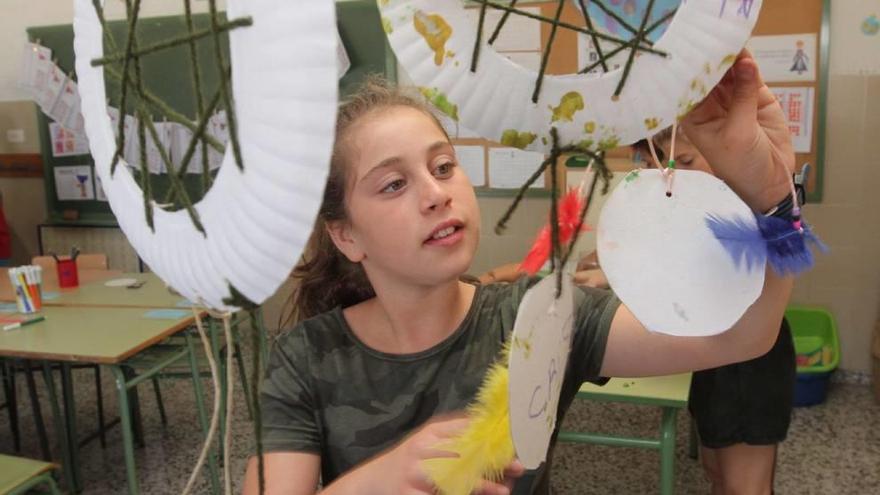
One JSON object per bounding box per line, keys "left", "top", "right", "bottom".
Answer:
{"left": 413, "top": 11, "right": 453, "bottom": 66}
{"left": 549, "top": 92, "right": 585, "bottom": 123}
{"left": 598, "top": 136, "right": 620, "bottom": 151}
{"left": 718, "top": 53, "right": 738, "bottom": 70}
{"left": 419, "top": 87, "right": 459, "bottom": 121}
{"left": 500, "top": 129, "right": 537, "bottom": 150}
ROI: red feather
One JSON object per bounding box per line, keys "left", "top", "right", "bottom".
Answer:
{"left": 519, "top": 189, "right": 591, "bottom": 275}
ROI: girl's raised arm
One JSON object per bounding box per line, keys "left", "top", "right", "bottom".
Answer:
{"left": 600, "top": 49, "right": 796, "bottom": 377}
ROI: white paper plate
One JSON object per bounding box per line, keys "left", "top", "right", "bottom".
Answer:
{"left": 104, "top": 278, "right": 139, "bottom": 287}
{"left": 597, "top": 170, "right": 764, "bottom": 336}
{"left": 508, "top": 274, "right": 574, "bottom": 469}
{"left": 74, "top": 0, "right": 337, "bottom": 311}
{"left": 380, "top": 0, "right": 762, "bottom": 152}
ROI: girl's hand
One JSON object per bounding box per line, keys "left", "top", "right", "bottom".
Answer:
{"left": 381, "top": 415, "right": 524, "bottom": 495}
{"left": 681, "top": 49, "right": 794, "bottom": 212}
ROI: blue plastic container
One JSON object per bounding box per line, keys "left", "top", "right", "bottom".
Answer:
{"left": 793, "top": 371, "right": 833, "bottom": 407}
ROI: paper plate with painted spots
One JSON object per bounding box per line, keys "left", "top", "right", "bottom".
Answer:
{"left": 74, "top": 0, "right": 337, "bottom": 311}
{"left": 379, "top": 0, "right": 762, "bottom": 153}
{"left": 597, "top": 169, "right": 765, "bottom": 336}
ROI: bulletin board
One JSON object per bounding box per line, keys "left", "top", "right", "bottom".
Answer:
{"left": 453, "top": 0, "right": 829, "bottom": 202}
{"left": 749, "top": 0, "right": 830, "bottom": 202}
{"left": 28, "top": 0, "right": 396, "bottom": 226}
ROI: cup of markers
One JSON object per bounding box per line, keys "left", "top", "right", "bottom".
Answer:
{"left": 7, "top": 265, "right": 43, "bottom": 313}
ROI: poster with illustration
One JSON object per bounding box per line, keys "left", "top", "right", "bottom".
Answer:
{"left": 747, "top": 34, "right": 817, "bottom": 82}
{"left": 54, "top": 165, "right": 95, "bottom": 201}
{"left": 772, "top": 87, "right": 814, "bottom": 153}
{"left": 49, "top": 123, "right": 90, "bottom": 157}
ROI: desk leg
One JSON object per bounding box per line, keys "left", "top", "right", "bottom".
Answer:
{"left": 110, "top": 365, "right": 140, "bottom": 495}
{"left": 1, "top": 360, "right": 22, "bottom": 452}
{"left": 60, "top": 363, "right": 83, "bottom": 491}
{"left": 659, "top": 407, "right": 678, "bottom": 495}
{"left": 41, "top": 362, "right": 78, "bottom": 493}
{"left": 23, "top": 362, "right": 50, "bottom": 461}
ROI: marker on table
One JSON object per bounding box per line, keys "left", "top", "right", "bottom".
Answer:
{"left": 3, "top": 315, "right": 45, "bottom": 331}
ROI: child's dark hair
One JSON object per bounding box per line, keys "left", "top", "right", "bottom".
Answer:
{"left": 281, "top": 76, "right": 450, "bottom": 326}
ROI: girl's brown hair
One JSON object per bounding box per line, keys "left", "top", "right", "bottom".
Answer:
{"left": 280, "top": 76, "right": 450, "bottom": 326}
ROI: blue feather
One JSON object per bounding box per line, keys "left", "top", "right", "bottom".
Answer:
{"left": 756, "top": 215, "right": 816, "bottom": 275}
{"left": 705, "top": 214, "right": 767, "bottom": 272}
{"left": 706, "top": 214, "right": 829, "bottom": 276}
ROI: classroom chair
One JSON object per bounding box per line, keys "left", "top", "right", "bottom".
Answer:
{"left": 1, "top": 359, "right": 54, "bottom": 461}
{"left": 558, "top": 374, "right": 694, "bottom": 495}
{"left": 0, "top": 454, "right": 61, "bottom": 495}
{"left": 110, "top": 328, "right": 223, "bottom": 495}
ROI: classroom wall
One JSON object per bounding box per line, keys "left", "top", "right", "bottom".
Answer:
{"left": 0, "top": 1, "right": 225, "bottom": 265}
{"left": 785, "top": 2, "right": 880, "bottom": 376}
{"left": 0, "top": 2, "right": 877, "bottom": 373}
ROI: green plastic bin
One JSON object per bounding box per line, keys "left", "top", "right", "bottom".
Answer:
{"left": 785, "top": 306, "right": 840, "bottom": 406}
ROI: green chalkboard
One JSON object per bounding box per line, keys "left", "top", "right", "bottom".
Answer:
{"left": 30, "top": 0, "right": 396, "bottom": 226}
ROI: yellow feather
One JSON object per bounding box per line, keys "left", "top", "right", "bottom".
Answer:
{"left": 424, "top": 350, "right": 515, "bottom": 495}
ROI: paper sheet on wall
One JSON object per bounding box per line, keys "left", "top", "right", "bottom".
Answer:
{"left": 35, "top": 63, "right": 67, "bottom": 115}
{"left": 144, "top": 121, "right": 173, "bottom": 174}
{"left": 50, "top": 78, "right": 81, "bottom": 129}
{"left": 746, "top": 34, "right": 817, "bottom": 82}
{"left": 488, "top": 147, "right": 545, "bottom": 189}
{"left": 772, "top": 87, "right": 814, "bottom": 153}
{"left": 208, "top": 111, "right": 229, "bottom": 169}
{"left": 171, "top": 123, "right": 208, "bottom": 174}
{"left": 17, "top": 43, "right": 53, "bottom": 95}
{"left": 49, "top": 123, "right": 89, "bottom": 157}
{"left": 453, "top": 145, "right": 486, "bottom": 186}
{"left": 474, "top": 6, "right": 541, "bottom": 52}
{"left": 54, "top": 165, "right": 95, "bottom": 201}
{"left": 122, "top": 115, "right": 140, "bottom": 169}
{"left": 829, "top": 2, "right": 880, "bottom": 75}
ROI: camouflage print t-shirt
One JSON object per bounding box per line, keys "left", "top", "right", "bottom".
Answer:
{"left": 260, "top": 277, "right": 620, "bottom": 494}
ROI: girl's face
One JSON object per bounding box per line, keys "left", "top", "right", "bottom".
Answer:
{"left": 657, "top": 133, "right": 714, "bottom": 175}
{"left": 330, "top": 106, "right": 480, "bottom": 288}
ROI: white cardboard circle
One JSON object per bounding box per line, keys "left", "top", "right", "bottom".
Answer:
{"left": 73, "top": 0, "right": 337, "bottom": 311}
{"left": 597, "top": 169, "right": 764, "bottom": 336}
{"left": 380, "top": 0, "right": 762, "bottom": 153}
{"left": 508, "top": 275, "right": 575, "bottom": 469}
{"left": 104, "top": 278, "right": 139, "bottom": 287}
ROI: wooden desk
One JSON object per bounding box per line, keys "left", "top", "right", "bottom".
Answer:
{"left": 559, "top": 373, "right": 693, "bottom": 495}
{"left": 0, "top": 306, "right": 193, "bottom": 364}
{"left": 0, "top": 268, "right": 120, "bottom": 302}
{"left": 39, "top": 272, "right": 190, "bottom": 309}
{"left": 0, "top": 306, "right": 196, "bottom": 493}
